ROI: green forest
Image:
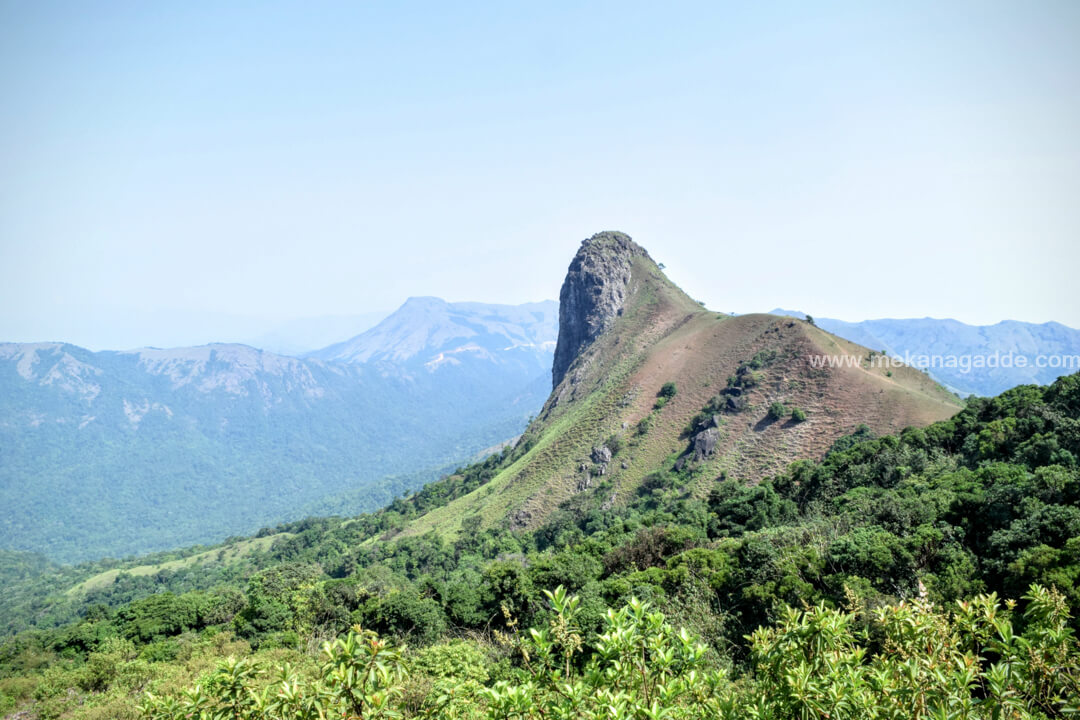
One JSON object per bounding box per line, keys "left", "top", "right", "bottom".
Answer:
{"left": 0, "top": 341, "right": 550, "bottom": 562}
{"left": 2, "top": 373, "right": 1079, "bottom": 718}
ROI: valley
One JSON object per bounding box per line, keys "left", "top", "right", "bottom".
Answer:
{"left": 0, "top": 300, "right": 556, "bottom": 562}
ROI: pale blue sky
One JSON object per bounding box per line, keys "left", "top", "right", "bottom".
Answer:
{"left": 2, "top": 1, "right": 1078, "bottom": 350}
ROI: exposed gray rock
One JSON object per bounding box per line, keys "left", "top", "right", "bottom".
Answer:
{"left": 588, "top": 443, "right": 613, "bottom": 476}
{"left": 675, "top": 426, "right": 722, "bottom": 471}
{"left": 725, "top": 395, "right": 748, "bottom": 412}
{"left": 591, "top": 445, "right": 613, "bottom": 465}
{"left": 691, "top": 427, "right": 721, "bottom": 461}
{"left": 552, "top": 232, "right": 652, "bottom": 388}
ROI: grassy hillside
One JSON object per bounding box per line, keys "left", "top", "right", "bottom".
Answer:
{"left": 67, "top": 534, "right": 294, "bottom": 596}
{"left": 398, "top": 246, "right": 961, "bottom": 542}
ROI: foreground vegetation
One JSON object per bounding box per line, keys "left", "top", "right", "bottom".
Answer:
{"left": 1, "top": 373, "right": 1078, "bottom": 718}
{"left": 138, "top": 583, "right": 1078, "bottom": 720}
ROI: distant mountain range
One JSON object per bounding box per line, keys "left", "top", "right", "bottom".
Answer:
{"left": 767, "top": 310, "right": 1080, "bottom": 396}
{"left": 0, "top": 299, "right": 556, "bottom": 562}
{"left": 1, "top": 309, "right": 392, "bottom": 356}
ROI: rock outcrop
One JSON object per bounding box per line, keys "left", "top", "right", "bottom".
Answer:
{"left": 552, "top": 231, "right": 652, "bottom": 388}
{"left": 690, "top": 427, "right": 721, "bottom": 461}
{"left": 675, "top": 426, "right": 721, "bottom": 471}
{"left": 591, "top": 444, "right": 613, "bottom": 466}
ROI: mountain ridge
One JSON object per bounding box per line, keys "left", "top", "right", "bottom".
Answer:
{"left": 0, "top": 300, "right": 557, "bottom": 562}
{"left": 767, "top": 309, "right": 1080, "bottom": 395}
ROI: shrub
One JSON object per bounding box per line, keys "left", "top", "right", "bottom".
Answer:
{"left": 358, "top": 591, "right": 447, "bottom": 644}
{"left": 412, "top": 640, "right": 489, "bottom": 684}
{"left": 729, "top": 369, "right": 763, "bottom": 389}
{"left": 654, "top": 382, "right": 678, "bottom": 409}
{"left": 748, "top": 350, "right": 778, "bottom": 370}
{"left": 638, "top": 471, "right": 673, "bottom": 496}
{"left": 767, "top": 402, "right": 788, "bottom": 421}
{"left": 790, "top": 407, "right": 807, "bottom": 422}
{"left": 141, "top": 584, "right": 1080, "bottom": 720}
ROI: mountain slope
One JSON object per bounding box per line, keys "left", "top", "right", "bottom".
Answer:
{"left": 0, "top": 301, "right": 556, "bottom": 562}
{"left": 400, "top": 232, "right": 962, "bottom": 539}
{"left": 769, "top": 309, "right": 1080, "bottom": 396}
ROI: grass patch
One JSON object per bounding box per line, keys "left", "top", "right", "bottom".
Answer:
{"left": 68, "top": 534, "right": 292, "bottom": 595}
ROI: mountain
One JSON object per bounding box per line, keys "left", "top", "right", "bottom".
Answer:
{"left": 395, "top": 232, "right": 963, "bottom": 540}
{"left": 768, "top": 309, "right": 1080, "bottom": 396}
{"left": 312, "top": 297, "right": 557, "bottom": 366}
{"left": 0, "top": 300, "right": 556, "bottom": 563}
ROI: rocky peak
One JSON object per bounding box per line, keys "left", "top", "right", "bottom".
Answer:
{"left": 552, "top": 231, "right": 652, "bottom": 388}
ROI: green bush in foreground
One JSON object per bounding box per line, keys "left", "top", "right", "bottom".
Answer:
{"left": 141, "top": 583, "right": 1079, "bottom": 720}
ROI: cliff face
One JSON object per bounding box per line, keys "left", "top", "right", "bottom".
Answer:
{"left": 552, "top": 232, "right": 653, "bottom": 388}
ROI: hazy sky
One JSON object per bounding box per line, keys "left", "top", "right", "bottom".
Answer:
{"left": 2, "top": 0, "right": 1078, "bottom": 350}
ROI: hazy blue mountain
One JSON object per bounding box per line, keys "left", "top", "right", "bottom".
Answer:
{"left": 312, "top": 297, "right": 557, "bottom": 365}
{"left": 769, "top": 309, "right": 1080, "bottom": 396}
{"left": 0, "top": 300, "right": 556, "bottom": 563}
{"left": 240, "top": 311, "right": 391, "bottom": 356}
